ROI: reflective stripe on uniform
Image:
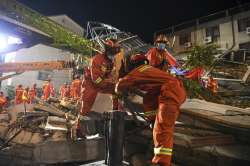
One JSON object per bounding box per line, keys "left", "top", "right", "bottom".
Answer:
{"left": 22, "top": 92, "right": 28, "bottom": 101}
{"left": 101, "top": 65, "right": 107, "bottom": 72}
{"left": 144, "top": 110, "right": 157, "bottom": 117}
{"left": 154, "top": 147, "right": 172, "bottom": 156}
{"left": 139, "top": 65, "right": 151, "bottom": 72}
{"left": 94, "top": 77, "right": 102, "bottom": 84}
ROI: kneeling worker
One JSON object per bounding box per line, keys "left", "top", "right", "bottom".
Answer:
{"left": 115, "top": 53, "right": 186, "bottom": 166}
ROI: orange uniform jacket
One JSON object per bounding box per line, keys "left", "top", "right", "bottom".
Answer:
{"left": 185, "top": 67, "right": 204, "bottom": 80}
{"left": 81, "top": 53, "right": 116, "bottom": 115}
{"left": 28, "top": 88, "right": 37, "bottom": 103}
{"left": 71, "top": 79, "right": 81, "bottom": 99}
{"left": 0, "top": 96, "right": 7, "bottom": 107}
{"left": 60, "top": 86, "right": 67, "bottom": 98}
{"left": 146, "top": 48, "right": 177, "bottom": 69}
{"left": 60, "top": 86, "right": 70, "bottom": 98}
{"left": 42, "top": 81, "right": 54, "bottom": 100}
{"left": 22, "top": 90, "right": 29, "bottom": 103}
{"left": 208, "top": 78, "right": 218, "bottom": 94}
{"left": 15, "top": 87, "right": 24, "bottom": 104}
{"left": 90, "top": 54, "right": 114, "bottom": 90}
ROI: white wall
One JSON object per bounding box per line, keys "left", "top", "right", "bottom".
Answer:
{"left": 167, "top": 10, "right": 250, "bottom": 54}
{"left": 2, "top": 44, "right": 74, "bottom": 90}
{"left": 1, "top": 14, "right": 86, "bottom": 91}
{"left": 219, "top": 21, "right": 234, "bottom": 49}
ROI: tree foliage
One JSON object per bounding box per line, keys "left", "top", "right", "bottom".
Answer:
{"left": 183, "top": 44, "right": 220, "bottom": 98}
{"left": 1, "top": 0, "right": 93, "bottom": 56}
{"left": 185, "top": 44, "right": 219, "bottom": 69}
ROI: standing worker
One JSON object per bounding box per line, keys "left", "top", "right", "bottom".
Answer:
{"left": 115, "top": 53, "right": 186, "bottom": 166}
{"left": 71, "top": 74, "right": 81, "bottom": 100}
{"left": 22, "top": 87, "right": 30, "bottom": 103}
{"left": 207, "top": 75, "right": 218, "bottom": 94}
{"left": 22, "top": 87, "right": 29, "bottom": 114}
{"left": 80, "top": 39, "right": 121, "bottom": 115}
{"left": 15, "top": 84, "right": 24, "bottom": 104}
{"left": 146, "top": 34, "right": 177, "bottom": 71}
{"left": 42, "top": 77, "right": 55, "bottom": 100}
{"left": 28, "top": 83, "right": 37, "bottom": 104}
{"left": 0, "top": 91, "right": 7, "bottom": 112}
{"left": 60, "top": 83, "right": 67, "bottom": 99}
{"left": 65, "top": 84, "right": 71, "bottom": 98}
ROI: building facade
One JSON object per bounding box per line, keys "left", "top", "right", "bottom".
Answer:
{"left": 2, "top": 15, "right": 84, "bottom": 91}
{"left": 156, "top": 4, "right": 250, "bottom": 60}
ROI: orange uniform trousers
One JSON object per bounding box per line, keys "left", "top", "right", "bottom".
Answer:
{"left": 117, "top": 65, "right": 186, "bottom": 166}
{"left": 15, "top": 88, "right": 23, "bottom": 104}
{"left": 71, "top": 79, "right": 81, "bottom": 99}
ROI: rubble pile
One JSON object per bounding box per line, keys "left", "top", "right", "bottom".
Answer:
{"left": 0, "top": 97, "right": 105, "bottom": 165}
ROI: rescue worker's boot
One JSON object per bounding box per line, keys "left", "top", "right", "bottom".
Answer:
{"left": 75, "top": 118, "right": 85, "bottom": 139}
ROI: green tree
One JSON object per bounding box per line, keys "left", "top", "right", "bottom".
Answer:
{"left": 185, "top": 44, "right": 219, "bottom": 69}
{"left": 183, "top": 44, "right": 220, "bottom": 98}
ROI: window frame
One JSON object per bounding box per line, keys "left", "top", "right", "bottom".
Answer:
{"left": 179, "top": 33, "right": 191, "bottom": 46}
{"left": 238, "top": 17, "right": 250, "bottom": 32}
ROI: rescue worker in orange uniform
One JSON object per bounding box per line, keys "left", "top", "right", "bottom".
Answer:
{"left": 66, "top": 84, "right": 71, "bottom": 98}
{"left": 185, "top": 67, "right": 204, "bottom": 81}
{"left": 207, "top": 75, "right": 218, "bottom": 94}
{"left": 15, "top": 84, "right": 24, "bottom": 104}
{"left": 146, "top": 34, "right": 177, "bottom": 71}
{"left": 0, "top": 91, "right": 7, "bottom": 112}
{"left": 71, "top": 74, "right": 81, "bottom": 99}
{"left": 80, "top": 39, "right": 121, "bottom": 115}
{"left": 22, "top": 87, "right": 30, "bottom": 103}
{"left": 60, "top": 83, "right": 67, "bottom": 99}
{"left": 28, "top": 83, "right": 37, "bottom": 104}
{"left": 60, "top": 82, "right": 71, "bottom": 99}
{"left": 42, "top": 78, "right": 55, "bottom": 100}
{"left": 115, "top": 53, "right": 186, "bottom": 166}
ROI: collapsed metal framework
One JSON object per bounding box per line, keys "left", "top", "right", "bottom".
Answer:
{"left": 86, "top": 22, "right": 150, "bottom": 55}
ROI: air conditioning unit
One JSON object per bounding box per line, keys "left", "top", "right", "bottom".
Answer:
{"left": 184, "top": 42, "right": 192, "bottom": 48}
{"left": 204, "top": 36, "right": 212, "bottom": 44}
{"left": 246, "top": 27, "right": 250, "bottom": 35}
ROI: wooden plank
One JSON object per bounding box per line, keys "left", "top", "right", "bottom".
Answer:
{"left": 189, "top": 135, "right": 234, "bottom": 147}
{"left": 33, "top": 104, "right": 65, "bottom": 117}
{"left": 181, "top": 99, "right": 250, "bottom": 115}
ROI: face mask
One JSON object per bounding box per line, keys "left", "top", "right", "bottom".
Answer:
{"left": 157, "top": 43, "right": 166, "bottom": 50}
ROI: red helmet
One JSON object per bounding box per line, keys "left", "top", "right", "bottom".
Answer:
{"left": 104, "top": 39, "right": 120, "bottom": 49}
{"left": 130, "top": 53, "right": 148, "bottom": 64}
{"left": 154, "top": 34, "right": 169, "bottom": 44}
{"left": 104, "top": 39, "right": 121, "bottom": 59}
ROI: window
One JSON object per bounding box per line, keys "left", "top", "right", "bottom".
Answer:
{"left": 239, "top": 42, "right": 250, "bottom": 50}
{"left": 239, "top": 42, "right": 250, "bottom": 64}
{"left": 238, "top": 17, "right": 250, "bottom": 32}
{"left": 37, "top": 71, "right": 53, "bottom": 81}
{"left": 223, "top": 49, "right": 250, "bottom": 64}
{"left": 206, "top": 26, "right": 220, "bottom": 42}
{"left": 179, "top": 33, "right": 191, "bottom": 45}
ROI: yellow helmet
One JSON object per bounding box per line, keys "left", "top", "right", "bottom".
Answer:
{"left": 154, "top": 34, "right": 169, "bottom": 44}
